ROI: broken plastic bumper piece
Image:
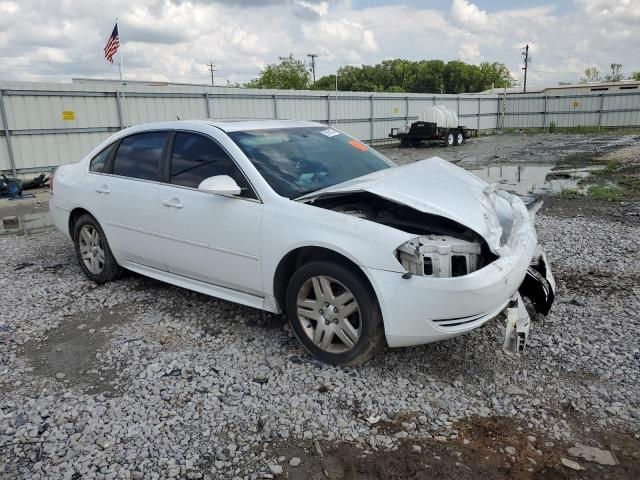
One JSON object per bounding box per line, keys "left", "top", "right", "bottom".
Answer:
{"left": 504, "top": 248, "right": 556, "bottom": 354}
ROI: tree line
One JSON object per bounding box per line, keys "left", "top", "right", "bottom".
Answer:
{"left": 580, "top": 64, "right": 640, "bottom": 83}
{"left": 245, "top": 55, "right": 513, "bottom": 93}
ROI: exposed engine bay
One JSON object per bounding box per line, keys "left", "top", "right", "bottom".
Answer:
{"left": 309, "top": 191, "right": 498, "bottom": 278}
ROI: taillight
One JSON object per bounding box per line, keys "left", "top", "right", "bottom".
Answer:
{"left": 49, "top": 169, "right": 55, "bottom": 194}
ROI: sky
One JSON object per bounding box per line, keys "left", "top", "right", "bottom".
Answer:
{"left": 0, "top": 0, "right": 638, "bottom": 88}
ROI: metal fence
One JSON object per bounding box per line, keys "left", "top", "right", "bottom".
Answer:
{"left": 0, "top": 81, "right": 498, "bottom": 175}
{"left": 1, "top": 79, "right": 640, "bottom": 175}
{"left": 501, "top": 91, "right": 640, "bottom": 129}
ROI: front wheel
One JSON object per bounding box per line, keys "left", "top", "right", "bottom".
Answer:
{"left": 285, "top": 261, "right": 385, "bottom": 365}
{"left": 454, "top": 131, "right": 464, "bottom": 146}
{"left": 73, "top": 214, "right": 122, "bottom": 284}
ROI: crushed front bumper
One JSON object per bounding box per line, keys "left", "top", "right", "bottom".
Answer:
{"left": 366, "top": 199, "right": 555, "bottom": 349}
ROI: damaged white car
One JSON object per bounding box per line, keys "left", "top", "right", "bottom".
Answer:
{"left": 50, "top": 120, "right": 555, "bottom": 365}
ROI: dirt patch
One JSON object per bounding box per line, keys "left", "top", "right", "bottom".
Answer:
{"left": 20, "top": 304, "right": 133, "bottom": 393}
{"left": 271, "top": 416, "right": 640, "bottom": 480}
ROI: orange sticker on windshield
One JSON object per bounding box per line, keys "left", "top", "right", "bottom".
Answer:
{"left": 348, "top": 139, "right": 369, "bottom": 152}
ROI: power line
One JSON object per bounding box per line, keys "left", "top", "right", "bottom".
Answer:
{"left": 307, "top": 53, "right": 318, "bottom": 84}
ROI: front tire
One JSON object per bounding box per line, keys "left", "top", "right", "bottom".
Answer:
{"left": 73, "top": 214, "right": 122, "bottom": 284}
{"left": 453, "top": 130, "right": 464, "bottom": 146}
{"left": 285, "top": 261, "right": 385, "bottom": 365}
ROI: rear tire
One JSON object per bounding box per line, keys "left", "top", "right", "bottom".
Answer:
{"left": 285, "top": 261, "right": 385, "bottom": 365}
{"left": 73, "top": 214, "right": 122, "bottom": 284}
{"left": 453, "top": 130, "right": 464, "bottom": 146}
{"left": 445, "top": 131, "right": 455, "bottom": 147}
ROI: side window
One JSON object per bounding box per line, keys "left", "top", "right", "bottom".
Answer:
{"left": 170, "top": 132, "right": 256, "bottom": 198}
{"left": 89, "top": 143, "right": 115, "bottom": 173}
{"left": 112, "top": 132, "right": 168, "bottom": 181}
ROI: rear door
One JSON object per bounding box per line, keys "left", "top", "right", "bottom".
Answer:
{"left": 156, "top": 131, "right": 263, "bottom": 295}
{"left": 92, "top": 131, "right": 169, "bottom": 270}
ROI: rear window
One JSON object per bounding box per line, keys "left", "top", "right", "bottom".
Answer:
{"left": 89, "top": 143, "right": 116, "bottom": 173}
{"left": 112, "top": 132, "right": 168, "bottom": 181}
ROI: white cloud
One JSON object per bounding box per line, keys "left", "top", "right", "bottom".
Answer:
{"left": 0, "top": 0, "right": 638, "bottom": 86}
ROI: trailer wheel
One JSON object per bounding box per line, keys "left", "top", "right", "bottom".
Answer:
{"left": 445, "top": 132, "right": 455, "bottom": 147}
{"left": 400, "top": 138, "right": 410, "bottom": 148}
{"left": 410, "top": 139, "right": 421, "bottom": 148}
{"left": 453, "top": 131, "right": 464, "bottom": 146}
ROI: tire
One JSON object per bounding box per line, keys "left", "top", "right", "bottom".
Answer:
{"left": 453, "top": 130, "right": 464, "bottom": 146}
{"left": 400, "top": 138, "right": 410, "bottom": 148}
{"left": 73, "top": 214, "right": 122, "bottom": 284}
{"left": 285, "top": 261, "right": 385, "bottom": 366}
{"left": 445, "top": 131, "right": 455, "bottom": 147}
{"left": 410, "top": 139, "right": 422, "bottom": 148}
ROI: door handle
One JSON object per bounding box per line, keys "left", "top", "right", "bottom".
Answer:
{"left": 95, "top": 185, "right": 110, "bottom": 194}
{"left": 162, "top": 198, "right": 183, "bottom": 209}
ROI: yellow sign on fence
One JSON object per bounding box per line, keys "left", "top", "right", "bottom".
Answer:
{"left": 62, "top": 110, "right": 76, "bottom": 121}
{"left": 572, "top": 101, "right": 580, "bottom": 108}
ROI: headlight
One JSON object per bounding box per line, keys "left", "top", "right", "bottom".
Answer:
{"left": 396, "top": 235, "right": 482, "bottom": 278}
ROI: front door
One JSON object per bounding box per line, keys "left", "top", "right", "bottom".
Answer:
{"left": 156, "top": 131, "right": 263, "bottom": 295}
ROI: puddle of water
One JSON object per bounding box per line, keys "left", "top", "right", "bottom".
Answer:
{"left": 0, "top": 212, "right": 54, "bottom": 236}
{"left": 465, "top": 163, "right": 597, "bottom": 195}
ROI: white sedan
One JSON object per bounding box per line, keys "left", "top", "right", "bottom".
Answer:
{"left": 50, "top": 120, "right": 555, "bottom": 365}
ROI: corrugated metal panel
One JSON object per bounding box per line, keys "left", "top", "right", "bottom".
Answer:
{"left": 11, "top": 131, "right": 113, "bottom": 170}
{"left": 0, "top": 137, "right": 10, "bottom": 171}
{"left": 5, "top": 94, "right": 118, "bottom": 130}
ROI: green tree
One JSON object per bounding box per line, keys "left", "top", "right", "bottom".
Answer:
{"left": 312, "top": 58, "right": 512, "bottom": 93}
{"left": 604, "top": 63, "right": 624, "bottom": 82}
{"left": 245, "top": 55, "right": 310, "bottom": 89}
{"left": 581, "top": 67, "right": 601, "bottom": 83}
{"left": 631, "top": 71, "right": 640, "bottom": 81}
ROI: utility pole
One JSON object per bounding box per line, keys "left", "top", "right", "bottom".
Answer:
{"left": 307, "top": 53, "right": 318, "bottom": 84}
{"left": 522, "top": 45, "right": 529, "bottom": 93}
{"left": 207, "top": 61, "right": 217, "bottom": 86}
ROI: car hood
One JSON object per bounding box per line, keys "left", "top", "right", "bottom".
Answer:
{"left": 299, "top": 157, "right": 507, "bottom": 252}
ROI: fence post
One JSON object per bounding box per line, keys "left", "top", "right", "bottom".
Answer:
{"left": 115, "top": 91, "right": 124, "bottom": 129}
{"left": 273, "top": 94, "right": 279, "bottom": 119}
{"left": 405, "top": 96, "right": 409, "bottom": 124}
{"left": 370, "top": 94, "right": 375, "bottom": 143}
{"left": 598, "top": 93, "right": 605, "bottom": 130}
{"left": 477, "top": 97, "right": 481, "bottom": 130}
{"left": 0, "top": 90, "right": 17, "bottom": 176}
{"left": 205, "top": 93, "right": 212, "bottom": 118}
{"left": 457, "top": 96, "right": 460, "bottom": 117}
{"left": 543, "top": 95, "right": 548, "bottom": 131}
{"left": 326, "top": 94, "right": 331, "bottom": 125}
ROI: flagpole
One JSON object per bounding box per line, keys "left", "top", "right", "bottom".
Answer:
{"left": 115, "top": 18, "right": 127, "bottom": 127}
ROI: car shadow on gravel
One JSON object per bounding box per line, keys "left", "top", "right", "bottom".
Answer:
{"left": 270, "top": 416, "right": 640, "bottom": 480}
{"left": 20, "top": 304, "right": 134, "bottom": 394}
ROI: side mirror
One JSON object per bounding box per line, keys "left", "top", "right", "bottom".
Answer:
{"left": 197, "top": 175, "right": 241, "bottom": 196}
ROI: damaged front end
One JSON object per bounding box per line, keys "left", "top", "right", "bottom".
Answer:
{"left": 300, "top": 157, "right": 555, "bottom": 352}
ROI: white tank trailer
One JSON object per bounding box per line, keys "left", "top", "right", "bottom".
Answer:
{"left": 389, "top": 105, "right": 477, "bottom": 147}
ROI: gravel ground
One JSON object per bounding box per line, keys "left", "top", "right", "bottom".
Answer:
{"left": 1, "top": 133, "right": 639, "bottom": 479}
{"left": 1, "top": 209, "right": 639, "bottom": 479}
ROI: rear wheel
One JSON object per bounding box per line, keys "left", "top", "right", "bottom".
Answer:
{"left": 73, "top": 214, "right": 122, "bottom": 284}
{"left": 454, "top": 131, "right": 464, "bottom": 146}
{"left": 286, "top": 261, "right": 385, "bottom": 365}
{"left": 445, "top": 131, "right": 455, "bottom": 147}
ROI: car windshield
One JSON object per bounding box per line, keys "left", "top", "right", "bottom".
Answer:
{"left": 228, "top": 126, "right": 394, "bottom": 199}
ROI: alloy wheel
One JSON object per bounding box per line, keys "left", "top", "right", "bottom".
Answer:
{"left": 296, "top": 275, "right": 361, "bottom": 353}
{"left": 78, "top": 225, "right": 105, "bottom": 274}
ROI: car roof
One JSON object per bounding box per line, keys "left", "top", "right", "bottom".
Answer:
{"left": 120, "top": 119, "right": 325, "bottom": 135}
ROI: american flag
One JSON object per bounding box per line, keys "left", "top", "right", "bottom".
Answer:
{"left": 104, "top": 23, "right": 120, "bottom": 64}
